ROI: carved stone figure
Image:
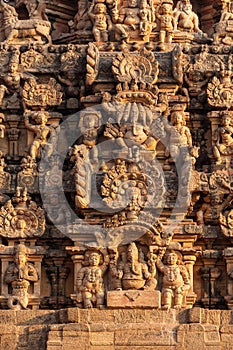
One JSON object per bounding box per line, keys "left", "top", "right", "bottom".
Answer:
{"left": 69, "top": 0, "right": 92, "bottom": 33}
{"left": 112, "top": 0, "right": 140, "bottom": 41}
{"left": 156, "top": 0, "right": 174, "bottom": 48}
{"left": 110, "top": 243, "right": 152, "bottom": 290}
{"left": 173, "top": 0, "right": 202, "bottom": 35}
{"left": 88, "top": 1, "right": 112, "bottom": 42}
{"left": 24, "top": 111, "right": 57, "bottom": 159}
{"left": 0, "top": 0, "right": 51, "bottom": 44}
{"left": 214, "top": 1, "right": 233, "bottom": 44}
{"left": 15, "top": 0, "right": 48, "bottom": 20}
{"left": 4, "top": 244, "right": 39, "bottom": 310}
{"left": 76, "top": 250, "right": 109, "bottom": 308}
{"left": 213, "top": 112, "right": 233, "bottom": 166}
{"left": 163, "top": 109, "right": 193, "bottom": 162}
{"left": 157, "top": 250, "right": 190, "bottom": 309}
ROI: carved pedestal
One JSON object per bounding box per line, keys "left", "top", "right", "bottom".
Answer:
{"left": 107, "top": 290, "right": 161, "bottom": 309}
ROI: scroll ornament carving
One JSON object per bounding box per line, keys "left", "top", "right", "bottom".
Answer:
{"left": 101, "top": 159, "right": 165, "bottom": 221}
{"left": 0, "top": 187, "right": 45, "bottom": 238}
{"left": 86, "top": 43, "right": 99, "bottom": 86}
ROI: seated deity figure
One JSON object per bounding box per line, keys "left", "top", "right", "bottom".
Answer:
{"left": 117, "top": 243, "right": 151, "bottom": 290}
{"left": 4, "top": 244, "right": 39, "bottom": 310}
{"left": 76, "top": 250, "right": 108, "bottom": 308}
{"left": 112, "top": 0, "right": 140, "bottom": 41}
{"left": 173, "top": 0, "right": 202, "bottom": 34}
{"left": 157, "top": 250, "right": 190, "bottom": 309}
{"left": 213, "top": 112, "right": 233, "bottom": 165}
{"left": 214, "top": 1, "right": 233, "bottom": 44}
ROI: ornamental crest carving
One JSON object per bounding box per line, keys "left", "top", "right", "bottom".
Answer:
{"left": 207, "top": 75, "right": 233, "bottom": 109}
{"left": 220, "top": 208, "right": 233, "bottom": 237}
{"left": 112, "top": 49, "right": 159, "bottom": 85}
{"left": 0, "top": 188, "right": 45, "bottom": 238}
{"left": 101, "top": 159, "right": 165, "bottom": 221}
{"left": 22, "top": 78, "right": 63, "bottom": 108}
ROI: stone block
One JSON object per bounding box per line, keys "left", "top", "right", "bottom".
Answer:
{"left": 220, "top": 310, "right": 231, "bottom": 326}
{"left": 107, "top": 290, "right": 161, "bottom": 309}
{"left": 88, "top": 309, "right": 116, "bottom": 324}
{"left": 145, "top": 309, "right": 177, "bottom": 325}
{"left": 114, "top": 309, "right": 146, "bottom": 324}
{"left": 204, "top": 325, "right": 220, "bottom": 344}
{"left": 206, "top": 310, "right": 221, "bottom": 325}
{"left": 90, "top": 332, "right": 114, "bottom": 346}
{"left": 115, "top": 327, "right": 177, "bottom": 346}
{"left": 188, "top": 307, "right": 202, "bottom": 323}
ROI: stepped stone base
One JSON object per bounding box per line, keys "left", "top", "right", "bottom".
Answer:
{"left": 0, "top": 307, "right": 233, "bottom": 349}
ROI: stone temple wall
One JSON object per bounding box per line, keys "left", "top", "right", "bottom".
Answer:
{"left": 1, "top": 308, "right": 233, "bottom": 349}
{"left": 0, "top": 0, "right": 233, "bottom": 348}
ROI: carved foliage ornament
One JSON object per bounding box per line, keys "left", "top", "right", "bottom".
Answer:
{"left": 207, "top": 75, "right": 233, "bottom": 109}
{"left": 0, "top": 188, "right": 45, "bottom": 238}
{"left": 112, "top": 49, "right": 159, "bottom": 85}
{"left": 22, "top": 78, "right": 63, "bottom": 108}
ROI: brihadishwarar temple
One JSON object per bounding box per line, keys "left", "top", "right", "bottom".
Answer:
{"left": 1, "top": 0, "right": 233, "bottom": 349}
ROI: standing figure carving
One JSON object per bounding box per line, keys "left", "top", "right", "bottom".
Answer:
{"left": 213, "top": 112, "right": 233, "bottom": 166}
{"left": 76, "top": 250, "right": 109, "bottom": 308}
{"left": 157, "top": 250, "right": 190, "bottom": 309}
{"left": 4, "top": 244, "right": 39, "bottom": 310}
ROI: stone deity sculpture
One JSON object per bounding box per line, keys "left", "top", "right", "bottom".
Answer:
{"left": 213, "top": 113, "right": 233, "bottom": 165}
{"left": 76, "top": 250, "right": 109, "bottom": 308}
{"left": 4, "top": 244, "right": 39, "bottom": 310}
{"left": 156, "top": 250, "right": 190, "bottom": 309}
{"left": 110, "top": 243, "right": 153, "bottom": 290}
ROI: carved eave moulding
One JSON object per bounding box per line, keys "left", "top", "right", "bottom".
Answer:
{"left": 0, "top": 188, "right": 45, "bottom": 238}
{"left": 112, "top": 49, "right": 159, "bottom": 86}
{"left": 22, "top": 78, "right": 63, "bottom": 109}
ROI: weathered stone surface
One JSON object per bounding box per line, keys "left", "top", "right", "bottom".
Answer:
{"left": 107, "top": 290, "right": 161, "bottom": 309}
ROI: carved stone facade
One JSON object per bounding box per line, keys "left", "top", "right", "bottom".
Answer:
{"left": 0, "top": 0, "right": 232, "bottom": 333}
